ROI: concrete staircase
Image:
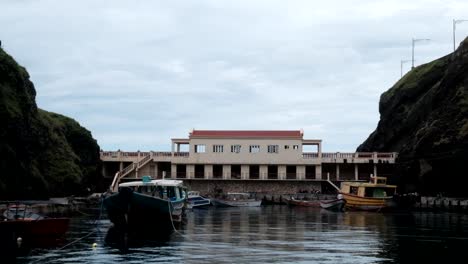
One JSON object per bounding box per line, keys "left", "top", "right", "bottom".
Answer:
{"left": 110, "top": 154, "right": 153, "bottom": 192}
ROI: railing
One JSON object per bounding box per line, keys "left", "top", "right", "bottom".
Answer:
{"left": 174, "top": 152, "right": 189, "bottom": 157}
{"left": 138, "top": 155, "right": 152, "bottom": 167}
{"left": 302, "top": 153, "right": 318, "bottom": 159}
{"left": 102, "top": 150, "right": 396, "bottom": 161}
{"left": 120, "top": 163, "right": 135, "bottom": 177}
{"left": 101, "top": 151, "right": 190, "bottom": 159}
{"left": 152, "top": 151, "right": 172, "bottom": 157}
{"left": 356, "top": 152, "right": 373, "bottom": 158}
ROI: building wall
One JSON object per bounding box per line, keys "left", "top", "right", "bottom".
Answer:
{"left": 187, "top": 138, "right": 318, "bottom": 164}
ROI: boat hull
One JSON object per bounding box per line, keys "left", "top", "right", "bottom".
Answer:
{"left": 104, "top": 188, "right": 186, "bottom": 234}
{"left": 341, "top": 193, "right": 392, "bottom": 211}
{"left": 286, "top": 198, "right": 323, "bottom": 207}
{"left": 0, "top": 218, "right": 70, "bottom": 248}
{"left": 320, "top": 199, "right": 346, "bottom": 211}
{"left": 212, "top": 199, "right": 261, "bottom": 207}
{"left": 188, "top": 196, "right": 211, "bottom": 208}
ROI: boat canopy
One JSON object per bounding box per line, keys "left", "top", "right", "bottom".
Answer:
{"left": 119, "top": 179, "right": 184, "bottom": 188}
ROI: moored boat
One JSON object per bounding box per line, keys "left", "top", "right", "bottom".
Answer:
{"left": 212, "top": 193, "right": 261, "bottom": 207}
{"left": 285, "top": 197, "right": 322, "bottom": 207}
{"left": 340, "top": 176, "right": 397, "bottom": 211}
{"left": 320, "top": 197, "right": 346, "bottom": 211}
{"left": 0, "top": 204, "right": 70, "bottom": 248}
{"left": 187, "top": 191, "right": 211, "bottom": 208}
{"left": 103, "top": 177, "right": 188, "bottom": 234}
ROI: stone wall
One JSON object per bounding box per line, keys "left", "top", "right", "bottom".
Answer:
{"left": 184, "top": 180, "right": 323, "bottom": 197}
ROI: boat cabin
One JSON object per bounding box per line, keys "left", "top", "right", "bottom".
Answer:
{"left": 119, "top": 179, "right": 187, "bottom": 200}
{"left": 340, "top": 176, "right": 396, "bottom": 198}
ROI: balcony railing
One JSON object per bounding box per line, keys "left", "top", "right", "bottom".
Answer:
{"left": 101, "top": 150, "right": 396, "bottom": 161}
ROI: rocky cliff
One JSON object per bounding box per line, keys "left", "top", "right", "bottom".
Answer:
{"left": 0, "top": 47, "right": 101, "bottom": 199}
{"left": 358, "top": 37, "right": 468, "bottom": 196}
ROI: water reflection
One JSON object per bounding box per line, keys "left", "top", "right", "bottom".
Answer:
{"left": 15, "top": 206, "right": 468, "bottom": 263}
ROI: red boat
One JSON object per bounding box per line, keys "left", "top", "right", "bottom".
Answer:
{"left": 0, "top": 204, "right": 70, "bottom": 248}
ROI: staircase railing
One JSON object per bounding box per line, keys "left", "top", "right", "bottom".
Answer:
{"left": 109, "top": 154, "right": 156, "bottom": 192}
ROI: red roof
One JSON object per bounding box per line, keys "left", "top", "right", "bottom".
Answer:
{"left": 189, "top": 130, "right": 303, "bottom": 139}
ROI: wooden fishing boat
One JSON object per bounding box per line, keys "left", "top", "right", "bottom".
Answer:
{"left": 104, "top": 177, "right": 187, "bottom": 234}
{"left": 320, "top": 198, "right": 346, "bottom": 211}
{"left": 212, "top": 193, "right": 261, "bottom": 207}
{"left": 340, "top": 176, "right": 397, "bottom": 211}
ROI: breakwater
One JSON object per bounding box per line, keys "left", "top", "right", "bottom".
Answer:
{"left": 415, "top": 196, "right": 468, "bottom": 212}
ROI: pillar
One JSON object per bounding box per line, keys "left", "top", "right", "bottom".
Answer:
{"left": 205, "top": 165, "right": 213, "bottom": 179}
{"left": 315, "top": 165, "right": 322, "bottom": 180}
{"left": 260, "top": 165, "right": 268, "bottom": 180}
{"left": 297, "top": 165, "right": 305, "bottom": 180}
{"left": 336, "top": 164, "right": 340, "bottom": 181}
{"left": 354, "top": 164, "right": 359, "bottom": 180}
{"left": 223, "top": 165, "right": 231, "bottom": 179}
{"left": 373, "top": 164, "right": 377, "bottom": 177}
{"left": 187, "top": 164, "right": 195, "bottom": 179}
{"left": 119, "top": 162, "right": 124, "bottom": 171}
{"left": 171, "top": 164, "right": 177, "bottom": 179}
{"left": 241, "top": 165, "right": 249, "bottom": 179}
{"left": 102, "top": 164, "right": 107, "bottom": 178}
{"left": 278, "top": 165, "right": 287, "bottom": 180}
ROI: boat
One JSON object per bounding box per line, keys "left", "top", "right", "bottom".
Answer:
{"left": 339, "top": 176, "right": 397, "bottom": 211}
{"left": 103, "top": 177, "right": 188, "bottom": 234}
{"left": 211, "top": 193, "right": 262, "bottom": 207}
{"left": 285, "top": 197, "right": 322, "bottom": 207}
{"left": 187, "top": 191, "right": 211, "bottom": 208}
{"left": 0, "top": 203, "right": 70, "bottom": 248}
{"left": 320, "top": 197, "right": 346, "bottom": 211}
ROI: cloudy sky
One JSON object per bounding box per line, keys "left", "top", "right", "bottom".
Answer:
{"left": 1, "top": 0, "right": 468, "bottom": 152}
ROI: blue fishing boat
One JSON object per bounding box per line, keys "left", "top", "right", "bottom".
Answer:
{"left": 103, "top": 177, "right": 187, "bottom": 234}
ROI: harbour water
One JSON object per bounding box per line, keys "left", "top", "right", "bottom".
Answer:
{"left": 17, "top": 206, "right": 468, "bottom": 263}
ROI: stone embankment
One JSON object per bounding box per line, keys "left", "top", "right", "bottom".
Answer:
{"left": 415, "top": 196, "right": 468, "bottom": 212}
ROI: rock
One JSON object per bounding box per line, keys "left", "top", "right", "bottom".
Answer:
{"left": 358, "top": 37, "right": 468, "bottom": 196}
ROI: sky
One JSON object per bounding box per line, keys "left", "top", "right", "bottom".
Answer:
{"left": 1, "top": 0, "right": 468, "bottom": 152}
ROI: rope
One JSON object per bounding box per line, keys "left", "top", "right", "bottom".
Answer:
{"left": 29, "top": 196, "right": 105, "bottom": 263}
{"left": 166, "top": 199, "right": 191, "bottom": 240}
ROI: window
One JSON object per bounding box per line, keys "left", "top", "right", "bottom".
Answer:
{"left": 268, "top": 145, "right": 279, "bottom": 153}
{"left": 213, "top": 145, "right": 224, "bottom": 153}
{"left": 284, "top": 145, "right": 289, "bottom": 149}
{"left": 231, "top": 145, "right": 241, "bottom": 153}
{"left": 249, "top": 145, "right": 260, "bottom": 153}
{"left": 293, "top": 145, "right": 299, "bottom": 150}
{"left": 195, "top": 144, "right": 205, "bottom": 153}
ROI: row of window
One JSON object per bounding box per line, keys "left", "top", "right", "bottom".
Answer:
{"left": 194, "top": 144, "right": 300, "bottom": 153}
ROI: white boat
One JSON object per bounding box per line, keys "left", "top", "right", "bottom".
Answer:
{"left": 212, "top": 193, "right": 262, "bottom": 207}
{"left": 187, "top": 191, "right": 211, "bottom": 208}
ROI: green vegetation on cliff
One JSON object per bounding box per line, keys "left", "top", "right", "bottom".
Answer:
{"left": 358, "top": 37, "right": 468, "bottom": 196}
{"left": 0, "top": 47, "right": 101, "bottom": 199}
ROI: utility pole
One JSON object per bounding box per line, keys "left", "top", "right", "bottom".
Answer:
{"left": 453, "top": 19, "right": 468, "bottom": 52}
{"left": 412, "top": 38, "right": 430, "bottom": 69}
{"left": 401, "top": 60, "right": 411, "bottom": 77}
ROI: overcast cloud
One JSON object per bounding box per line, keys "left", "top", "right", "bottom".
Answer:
{"left": 1, "top": 0, "right": 468, "bottom": 151}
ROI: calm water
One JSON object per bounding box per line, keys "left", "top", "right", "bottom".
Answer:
{"left": 17, "top": 206, "right": 468, "bottom": 263}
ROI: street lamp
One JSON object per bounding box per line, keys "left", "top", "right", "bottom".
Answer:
{"left": 412, "top": 38, "right": 430, "bottom": 69}
{"left": 400, "top": 59, "right": 411, "bottom": 77}
{"left": 453, "top": 19, "right": 468, "bottom": 52}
